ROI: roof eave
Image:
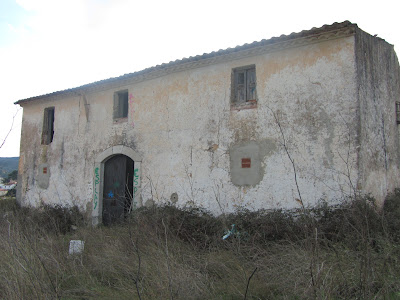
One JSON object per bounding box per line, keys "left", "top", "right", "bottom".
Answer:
{"left": 15, "top": 21, "right": 357, "bottom": 106}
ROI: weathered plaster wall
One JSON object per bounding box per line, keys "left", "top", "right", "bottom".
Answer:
{"left": 18, "top": 95, "right": 94, "bottom": 210}
{"left": 355, "top": 29, "right": 400, "bottom": 204}
{"left": 18, "top": 35, "right": 361, "bottom": 217}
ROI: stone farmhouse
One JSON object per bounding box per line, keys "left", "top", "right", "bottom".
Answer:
{"left": 15, "top": 21, "right": 400, "bottom": 225}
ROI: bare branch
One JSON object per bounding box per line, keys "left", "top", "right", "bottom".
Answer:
{"left": 267, "top": 107, "right": 304, "bottom": 207}
{"left": 244, "top": 267, "right": 257, "bottom": 300}
{"left": 0, "top": 108, "right": 21, "bottom": 149}
{"left": 162, "top": 218, "right": 174, "bottom": 300}
{"left": 128, "top": 224, "right": 142, "bottom": 300}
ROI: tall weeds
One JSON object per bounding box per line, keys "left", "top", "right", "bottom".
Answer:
{"left": 0, "top": 194, "right": 400, "bottom": 299}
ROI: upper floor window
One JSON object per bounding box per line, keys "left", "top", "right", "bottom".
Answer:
{"left": 41, "top": 107, "right": 55, "bottom": 145}
{"left": 231, "top": 65, "right": 257, "bottom": 108}
{"left": 113, "top": 90, "right": 128, "bottom": 121}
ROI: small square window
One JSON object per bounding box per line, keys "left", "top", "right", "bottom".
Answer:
{"left": 231, "top": 65, "right": 257, "bottom": 107}
{"left": 41, "top": 107, "right": 55, "bottom": 145}
{"left": 113, "top": 90, "right": 129, "bottom": 121}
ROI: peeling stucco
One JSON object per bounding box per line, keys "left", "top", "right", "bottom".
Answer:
{"left": 15, "top": 23, "right": 400, "bottom": 223}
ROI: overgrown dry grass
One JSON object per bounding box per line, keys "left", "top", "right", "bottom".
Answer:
{"left": 1, "top": 192, "right": 400, "bottom": 299}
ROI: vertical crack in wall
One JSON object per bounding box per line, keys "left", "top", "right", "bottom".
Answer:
{"left": 78, "top": 97, "right": 81, "bottom": 136}
{"left": 166, "top": 95, "right": 170, "bottom": 137}
{"left": 190, "top": 146, "right": 193, "bottom": 167}
{"left": 60, "top": 139, "right": 64, "bottom": 170}
{"left": 381, "top": 115, "right": 389, "bottom": 193}
{"left": 381, "top": 115, "right": 388, "bottom": 171}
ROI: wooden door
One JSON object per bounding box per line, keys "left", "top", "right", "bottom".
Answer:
{"left": 102, "top": 155, "right": 134, "bottom": 225}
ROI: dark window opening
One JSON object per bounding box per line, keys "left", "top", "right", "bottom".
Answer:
{"left": 113, "top": 90, "right": 129, "bottom": 120}
{"left": 41, "top": 107, "right": 55, "bottom": 145}
{"left": 396, "top": 102, "right": 400, "bottom": 124}
{"left": 232, "top": 65, "right": 257, "bottom": 106}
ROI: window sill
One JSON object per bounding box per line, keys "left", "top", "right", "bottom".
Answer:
{"left": 230, "top": 100, "right": 257, "bottom": 111}
{"left": 113, "top": 117, "right": 128, "bottom": 124}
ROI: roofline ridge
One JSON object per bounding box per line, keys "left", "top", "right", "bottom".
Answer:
{"left": 15, "top": 21, "right": 357, "bottom": 105}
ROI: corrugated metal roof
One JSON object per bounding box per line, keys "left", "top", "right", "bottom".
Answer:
{"left": 15, "top": 21, "right": 357, "bottom": 105}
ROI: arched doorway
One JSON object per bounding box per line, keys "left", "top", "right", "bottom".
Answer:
{"left": 92, "top": 145, "right": 142, "bottom": 226}
{"left": 102, "top": 154, "right": 134, "bottom": 225}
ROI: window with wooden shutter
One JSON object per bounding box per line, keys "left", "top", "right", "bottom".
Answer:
{"left": 113, "top": 90, "right": 129, "bottom": 122}
{"left": 231, "top": 65, "right": 257, "bottom": 108}
{"left": 41, "top": 107, "right": 55, "bottom": 145}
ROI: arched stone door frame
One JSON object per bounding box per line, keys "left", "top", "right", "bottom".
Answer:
{"left": 92, "top": 145, "right": 142, "bottom": 225}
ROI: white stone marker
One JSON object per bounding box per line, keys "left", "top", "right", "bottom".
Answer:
{"left": 69, "top": 240, "right": 85, "bottom": 255}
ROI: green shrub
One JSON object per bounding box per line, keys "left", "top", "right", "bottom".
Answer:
{"left": 1, "top": 195, "right": 400, "bottom": 299}
{"left": 129, "top": 204, "right": 223, "bottom": 249}
{"left": 383, "top": 188, "right": 400, "bottom": 240}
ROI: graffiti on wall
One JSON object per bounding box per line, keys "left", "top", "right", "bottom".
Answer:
{"left": 93, "top": 167, "right": 100, "bottom": 210}
{"left": 132, "top": 168, "right": 139, "bottom": 209}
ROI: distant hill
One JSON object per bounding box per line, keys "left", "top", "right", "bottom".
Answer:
{"left": 0, "top": 157, "right": 19, "bottom": 178}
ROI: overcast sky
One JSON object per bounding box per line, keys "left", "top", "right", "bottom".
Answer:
{"left": 0, "top": 0, "right": 399, "bottom": 157}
